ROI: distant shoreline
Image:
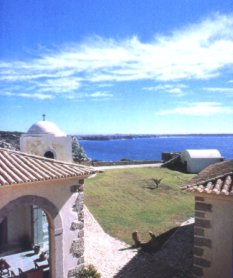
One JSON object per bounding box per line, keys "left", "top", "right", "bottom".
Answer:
{"left": 1, "top": 130, "right": 233, "bottom": 141}
{"left": 76, "top": 133, "right": 233, "bottom": 141}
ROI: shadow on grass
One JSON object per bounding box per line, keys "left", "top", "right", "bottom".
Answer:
{"left": 115, "top": 224, "right": 194, "bottom": 278}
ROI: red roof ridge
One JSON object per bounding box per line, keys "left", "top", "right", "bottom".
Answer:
{"left": 182, "top": 160, "right": 233, "bottom": 196}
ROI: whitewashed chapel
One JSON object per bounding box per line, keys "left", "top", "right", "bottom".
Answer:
{"left": 20, "top": 117, "right": 73, "bottom": 162}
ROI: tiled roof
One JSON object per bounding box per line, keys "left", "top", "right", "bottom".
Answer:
{"left": 0, "top": 148, "right": 96, "bottom": 186}
{"left": 183, "top": 160, "right": 233, "bottom": 195}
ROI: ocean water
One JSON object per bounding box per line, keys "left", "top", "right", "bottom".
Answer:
{"left": 79, "top": 135, "right": 233, "bottom": 161}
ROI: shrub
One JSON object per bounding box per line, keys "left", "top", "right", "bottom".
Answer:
{"left": 120, "top": 158, "right": 130, "bottom": 161}
{"left": 78, "top": 264, "right": 101, "bottom": 278}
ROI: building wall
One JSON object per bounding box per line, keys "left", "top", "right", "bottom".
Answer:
{"left": 0, "top": 177, "right": 85, "bottom": 278}
{"left": 186, "top": 158, "right": 222, "bottom": 173}
{"left": 20, "top": 134, "right": 73, "bottom": 162}
{"left": 193, "top": 194, "right": 233, "bottom": 278}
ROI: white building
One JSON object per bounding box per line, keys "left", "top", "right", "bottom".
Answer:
{"left": 181, "top": 149, "right": 223, "bottom": 174}
{"left": 20, "top": 120, "right": 73, "bottom": 162}
{"left": 0, "top": 119, "right": 94, "bottom": 277}
{"left": 0, "top": 148, "right": 96, "bottom": 277}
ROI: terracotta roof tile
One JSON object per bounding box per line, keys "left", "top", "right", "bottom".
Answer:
{"left": 183, "top": 160, "right": 233, "bottom": 196}
{"left": 0, "top": 148, "right": 96, "bottom": 186}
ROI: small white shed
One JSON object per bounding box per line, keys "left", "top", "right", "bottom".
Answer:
{"left": 181, "top": 149, "right": 223, "bottom": 173}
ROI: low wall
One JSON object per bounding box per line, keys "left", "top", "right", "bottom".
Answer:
{"left": 79, "top": 160, "right": 162, "bottom": 167}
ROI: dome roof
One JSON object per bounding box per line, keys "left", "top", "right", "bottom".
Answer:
{"left": 27, "top": 121, "right": 66, "bottom": 136}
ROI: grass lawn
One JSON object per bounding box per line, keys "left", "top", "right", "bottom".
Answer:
{"left": 85, "top": 167, "right": 195, "bottom": 244}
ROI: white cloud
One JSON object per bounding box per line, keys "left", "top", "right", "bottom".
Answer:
{"left": 96, "top": 83, "right": 113, "bottom": 88}
{"left": 73, "top": 91, "right": 113, "bottom": 101}
{"left": 205, "top": 87, "right": 233, "bottom": 93}
{"left": 89, "top": 92, "right": 113, "bottom": 98}
{"left": 144, "top": 83, "right": 187, "bottom": 96}
{"left": 156, "top": 102, "right": 233, "bottom": 116}
{"left": 18, "top": 93, "right": 54, "bottom": 100}
{"left": 35, "top": 77, "right": 81, "bottom": 94}
{"left": 1, "top": 13, "right": 233, "bottom": 99}
{"left": 0, "top": 91, "right": 53, "bottom": 100}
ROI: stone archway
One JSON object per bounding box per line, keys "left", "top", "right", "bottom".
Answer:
{"left": 0, "top": 195, "right": 63, "bottom": 278}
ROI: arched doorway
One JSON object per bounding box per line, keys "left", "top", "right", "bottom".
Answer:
{"left": 0, "top": 195, "right": 63, "bottom": 278}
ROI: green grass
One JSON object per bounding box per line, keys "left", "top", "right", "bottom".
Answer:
{"left": 85, "top": 167, "right": 194, "bottom": 244}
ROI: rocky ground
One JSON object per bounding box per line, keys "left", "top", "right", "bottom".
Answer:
{"left": 0, "top": 131, "right": 22, "bottom": 150}
{"left": 84, "top": 206, "right": 193, "bottom": 278}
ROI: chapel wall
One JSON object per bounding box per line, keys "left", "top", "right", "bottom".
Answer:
{"left": 20, "top": 135, "right": 73, "bottom": 162}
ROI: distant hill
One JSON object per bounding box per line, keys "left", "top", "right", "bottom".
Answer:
{"left": 75, "top": 133, "right": 233, "bottom": 140}
{"left": 75, "top": 134, "right": 158, "bottom": 140}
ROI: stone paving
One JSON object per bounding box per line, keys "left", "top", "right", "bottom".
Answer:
{"left": 84, "top": 206, "right": 137, "bottom": 278}
{"left": 2, "top": 248, "right": 48, "bottom": 274}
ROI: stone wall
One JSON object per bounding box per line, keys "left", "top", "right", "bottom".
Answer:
{"left": 193, "top": 196, "right": 212, "bottom": 277}
{"left": 68, "top": 180, "right": 85, "bottom": 277}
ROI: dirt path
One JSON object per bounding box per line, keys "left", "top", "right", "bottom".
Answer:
{"left": 84, "top": 206, "right": 137, "bottom": 277}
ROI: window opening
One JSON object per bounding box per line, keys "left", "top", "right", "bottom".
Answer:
{"left": 44, "top": 151, "right": 54, "bottom": 159}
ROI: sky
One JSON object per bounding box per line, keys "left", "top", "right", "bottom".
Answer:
{"left": 0, "top": 0, "right": 233, "bottom": 135}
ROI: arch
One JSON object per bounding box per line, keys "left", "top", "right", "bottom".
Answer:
{"left": 44, "top": 150, "right": 55, "bottom": 159}
{"left": 0, "top": 195, "right": 63, "bottom": 277}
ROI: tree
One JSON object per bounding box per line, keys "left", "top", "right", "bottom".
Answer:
{"left": 72, "top": 137, "right": 90, "bottom": 162}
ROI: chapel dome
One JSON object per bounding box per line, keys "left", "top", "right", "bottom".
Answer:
{"left": 27, "top": 120, "right": 66, "bottom": 136}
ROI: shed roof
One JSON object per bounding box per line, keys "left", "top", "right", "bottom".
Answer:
{"left": 182, "top": 149, "right": 222, "bottom": 159}
{"left": 183, "top": 160, "right": 233, "bottom": 195}
{"left": 0, "top": 148, "right": 96, "bottom": 186}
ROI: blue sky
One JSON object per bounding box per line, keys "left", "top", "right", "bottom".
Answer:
{"left": 0, "top": 0, "right": 233, "bottom": 134}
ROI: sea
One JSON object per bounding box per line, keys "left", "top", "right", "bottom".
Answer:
{"left": 79, "top": 134, "right": 233, "bottom": 162}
